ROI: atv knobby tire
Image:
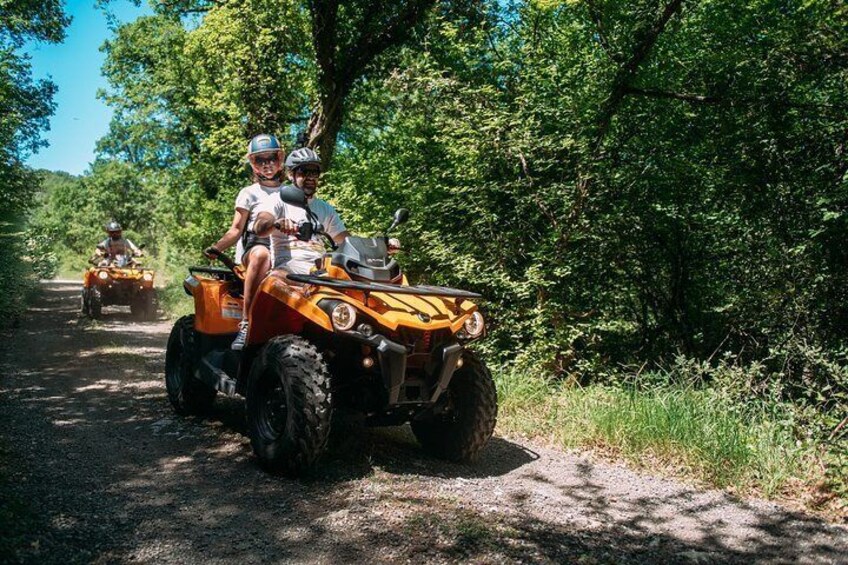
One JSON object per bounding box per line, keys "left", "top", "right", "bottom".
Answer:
{"left": 143, "top": 292, "right": 157, "bottom": 321}
{"left": 246, "top": 335, "right": 332, "bottom": 476}
{"left": 130, "top": 297, "right": 141, "bottom": 318}
{"left": 88, "top": 287, "right": 102, "bottom": 319}
{"left": 132, "top": 292, "right": 156, "bottom": 321}
{"left": 411, "top": 350, "right": 497, "bottom": 462}
{"left": 165, "top": 315, "right": 217, "bottom": 415}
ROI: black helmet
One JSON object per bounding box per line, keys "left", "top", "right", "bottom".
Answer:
{"left": 105, "top": 220, "right": 122, "bottom": 233}
{"left": 285, "top": 147, "right": 321, "bottom": 171}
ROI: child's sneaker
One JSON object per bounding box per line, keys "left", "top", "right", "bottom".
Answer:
{"left": 232, "top": 320, "right": 249, "bottom": 350}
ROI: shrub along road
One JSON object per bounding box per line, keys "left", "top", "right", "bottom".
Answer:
{"left": 1, "top": 281, "right": 846, "bottom": 564}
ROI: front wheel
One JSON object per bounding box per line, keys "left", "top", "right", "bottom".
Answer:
{"left": 246, "top": 335, "right": 332, "bottom": 476}
{"left": 411, "top": 350, "right": 498, "bottom": 463}
{"left": 165, "top": 315, "right": 216, "bottom": 415}
{"left": 143, "top": 292, "right": 157, "bottom": 321}
{"left": 132, "top": 292, "right": 157, "bottom": 321}
{"left": 89, "top": 287, "right": 102, "bottom": 319}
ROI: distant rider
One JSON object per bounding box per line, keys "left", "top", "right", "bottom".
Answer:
{"left": 204, "top": 133, "right": 285, "bottom": 350}
{"left": 95, "top": 221, "right": 142, "bottom": 265}
{"left": 253, "top": 147, "right": 349, "bottom": 275}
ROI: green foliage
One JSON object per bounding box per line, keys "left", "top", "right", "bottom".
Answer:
{"left": 30, "top": 0, "right": 848, "bottom": 506}
{"left": 0, "top": 0, "right": 68, "bottom": 326}
{"left": 496, "top": 368, "right": 816, "bottom": 498}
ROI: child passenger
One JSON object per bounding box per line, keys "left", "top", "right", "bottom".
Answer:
{"left": 204, "top": 134, "right": 285, "bottom": 350}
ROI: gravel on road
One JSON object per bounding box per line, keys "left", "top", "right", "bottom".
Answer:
{"left": 1, "top": 281, "right": 846, "bottom": 564}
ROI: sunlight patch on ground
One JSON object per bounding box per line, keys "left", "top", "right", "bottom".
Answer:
{"left": 51, "top": 418, "right": 86, "bottom": 427}
{"left": 22, "top": 395, "right": 68, "bottom": 403}
{"left": 77, "top": 346, "right": 150, "bottom": 358}
{"left": 50, "top": 513, "right": 80, "bottom": 530}
{"left": 122, "top": 379, "right": 162, "bottom": 391}
{"left": 75, "top": 379, "right": 122, "bottom": 392}
{"left": 158, "top": 455, "right": 195, "bottom": 472}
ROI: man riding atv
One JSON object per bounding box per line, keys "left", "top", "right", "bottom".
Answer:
{"left": 252, "top": 147, "right": 349, "bottom": 274}
{"left": 170, "top": 147, "right": 496, "bottom": 475}
{"left": 94, "top": 221, "right": 143, "bottom": 266}
{"left": 83, "top": 220, "right": 156, "bottom": 319}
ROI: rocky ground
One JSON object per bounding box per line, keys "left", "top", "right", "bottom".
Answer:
{"left": 1, "top": 281, "right": 846, "bottom": 564}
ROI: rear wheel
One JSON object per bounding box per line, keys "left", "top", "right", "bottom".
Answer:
{"left": 246, "top": 335, "right": 332, "bottom": 476}
{"left": 411, "top": 350, "right": 497, "bottom": 463}
{"left": 89, "top": 287, "right": 102, "bottom": 319}
{"left": 165, "top": 315, "right": 216, "bottom": 415}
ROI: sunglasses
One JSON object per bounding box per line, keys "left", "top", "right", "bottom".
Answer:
{"left": 296, "top": 168, "right": 321, "bottom": 178}
{"left": 253, "top": 155, "right": 279, "bottom": 166}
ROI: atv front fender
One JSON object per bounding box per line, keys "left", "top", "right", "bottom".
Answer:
{"left": 246, "top": 274, "right": 333, "bottom": 346}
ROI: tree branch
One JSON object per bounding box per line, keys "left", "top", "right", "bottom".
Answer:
{"left": 585, "top": 0, "right": 623, "bottom": 63}
{"left": 339, "top": 0, "right": 436, "bottom": 93}
{"left": 561, "top": 0, "right": 688, "bottom": 248}
{"left": 622, "top": 85, "right": 719, "bottom": 103}
{"left": 623, "top": 85, "right": 848, "bottom": 115}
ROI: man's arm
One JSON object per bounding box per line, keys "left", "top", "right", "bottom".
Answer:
{"left": 253, "top": 211, "right": 277, "bottom": 236}
{"left": 332, "top": 230, "right": 350, "bottom": 245}
{"left": 127, "top": 239, "right": 142, "bottom": 256}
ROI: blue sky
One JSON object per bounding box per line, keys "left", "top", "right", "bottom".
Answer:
{"left": 23, "top": 0, "right": 151, "bottom": 176}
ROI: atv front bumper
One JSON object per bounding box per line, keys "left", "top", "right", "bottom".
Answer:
{"left": 340, "top": 331, "right": 463, "bottom": 405}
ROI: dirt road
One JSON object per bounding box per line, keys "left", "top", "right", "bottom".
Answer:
{"left": 1, "top": 281, "right": 846, "bottom": 564}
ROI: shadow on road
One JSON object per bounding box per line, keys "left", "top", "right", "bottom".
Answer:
{"left": 1, "top": 282, "right": 845, "bottom": 564}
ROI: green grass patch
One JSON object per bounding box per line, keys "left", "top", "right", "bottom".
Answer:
{"left": 496, "top": 371, "right": 818, "bottom": 498}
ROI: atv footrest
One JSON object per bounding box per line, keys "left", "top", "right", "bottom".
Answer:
{"left": 199, "top": 351, "right": 238, "bottom": 396}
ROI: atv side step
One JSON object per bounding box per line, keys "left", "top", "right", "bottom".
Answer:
{"left": 198, "top": 351, "right": 238, "bottom": 396}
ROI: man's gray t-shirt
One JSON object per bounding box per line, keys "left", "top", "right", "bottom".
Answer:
{"left": 97, "top": 237, "right": 139, "bottom": 258}
{"left": 256, "top": 190, "right": 346, "bottom": 274}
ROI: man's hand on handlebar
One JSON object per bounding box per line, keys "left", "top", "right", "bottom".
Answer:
{"left": 203, "top": 246, "right": 221, "bottom": 260}
{"left": 273, "top": 219, "right": 298, "bottom": 235}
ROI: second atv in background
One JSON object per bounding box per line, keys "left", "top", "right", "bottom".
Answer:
{"left": 81, "top": 220, "right": 157, "bottom": 320}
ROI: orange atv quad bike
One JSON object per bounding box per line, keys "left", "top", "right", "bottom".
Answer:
{"left": 82, "top": 252, "right": 157, "bottom": 320}
{"left": 166, "top": 186, "right": 497, "bottom": 476}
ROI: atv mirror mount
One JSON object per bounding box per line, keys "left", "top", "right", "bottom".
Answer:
{"left": 385, "top": 208, "right": 410, "bottom": 234}
{"left": 280, "top": 184, "right": 320, "bottom": 228}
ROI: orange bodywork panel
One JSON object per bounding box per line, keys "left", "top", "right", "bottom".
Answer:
{"left": 189, "top": 259, "right": 478, "bottom": 344}
{"left": 318, "top": 261, "right": 477, "bottom": 332}
{"left": 246, "top": 273, "right": 332, "bottom": 345}
{"left": 83, "top": 266, "right": 155, "bottom": 290}
{"left": 188, "top": 278, "right": 242, "bottom": 335}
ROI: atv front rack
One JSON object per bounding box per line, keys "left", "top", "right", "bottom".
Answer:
{"left": 285, "top": 273, "right": 482, "bottom": 300}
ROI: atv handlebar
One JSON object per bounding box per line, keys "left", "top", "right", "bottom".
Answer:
{"left": 275, "top": 219, "right": 337, "bottom": 250}
{"left": 204, "top": 246, "right": 238, "bottom": 273}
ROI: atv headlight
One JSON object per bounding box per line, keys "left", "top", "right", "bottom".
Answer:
{"left": 331, "top": 302, "right": 357, "bottom": 331}
{"left": 463, "top": 311, "right": 485, "bottom": 338}
{"left": 97, "top": 271, "right": 109, "bottom": 280}
{"left": 142, "top": 272, "right": 154, "bottom": 281}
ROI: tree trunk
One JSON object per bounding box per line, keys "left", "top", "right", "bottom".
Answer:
{"left": 305, "top": 94, "right": 344, "bottom": 170}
